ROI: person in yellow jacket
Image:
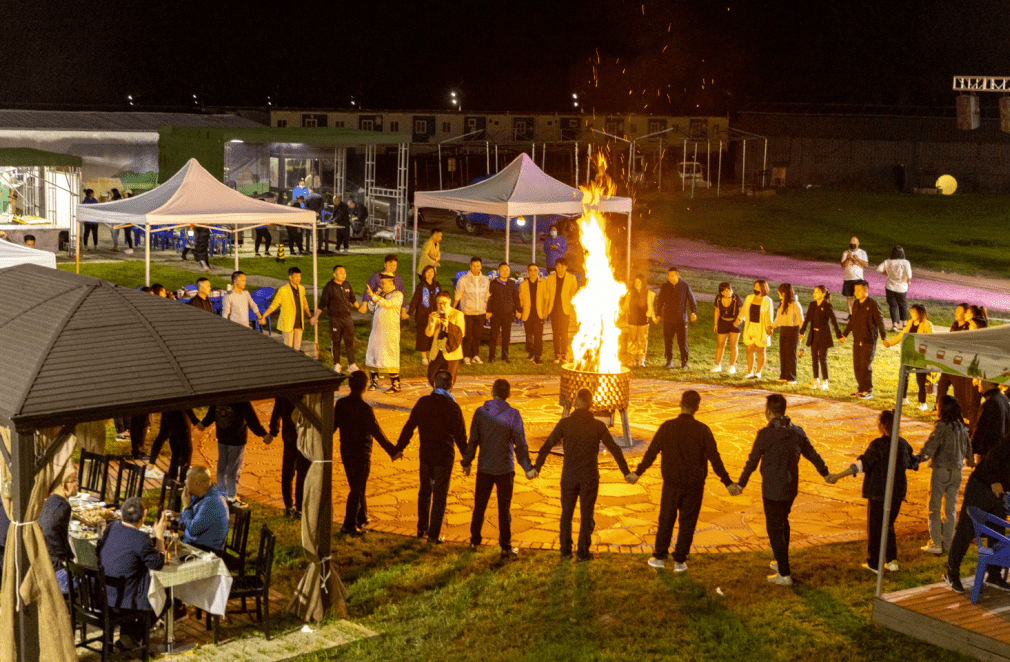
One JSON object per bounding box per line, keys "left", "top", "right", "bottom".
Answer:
{"left": 264, "top": 267, "right": 314, "bottom": 351}
{"left": 425, "top": 292, "right": 465, "bottom": 386}
{"left": 543, "top": 258, "right": 578, "bottom": 364}
{"left": 519, "top": 264, "right": 548, "bottom": 364}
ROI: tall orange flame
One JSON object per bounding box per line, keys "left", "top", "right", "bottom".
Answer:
{"left": 569, "top": 156, "right": 625, "bottom": 373}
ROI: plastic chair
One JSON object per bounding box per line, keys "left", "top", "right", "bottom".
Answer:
{"left": 207, "top": 526, "right": 276, "bottom": 643}
{"left": 967, "top": 506, "right": 1010, "bottom": 604}
{"left": 210, "top": 296, "right": 224, "bottom": 316}
{"left": 78, "top": 450, "right": 109, "bottom": 502}
{"left": 452, "top": 270, "right": 469, "bottom": 288}
{"left": 109, "top": 459, "right": 146, "bottom": 508}
{"left": 67, "top": 561, "right": 152, "bottom": 662}
{"left": 251, "top": 287, "right": 275, "bottom": 334}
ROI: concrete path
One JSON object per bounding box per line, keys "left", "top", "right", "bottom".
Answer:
{"left": 195, "top": 377, "right": 939, "bottom": 559}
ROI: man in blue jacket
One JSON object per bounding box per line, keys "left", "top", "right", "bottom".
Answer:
{"left": 654, "top": 267, "right": 698, "bottom": 370}
{"left": 736, "top": 394, "right": 832, "bottom": 586}
{"left": 461, "top": 379, "right": 535, "bottom": 559}
{"left": 176, "top": 466, "right": 230, "bottom": 552}
{"left": 544, "top": 225, "right": 567, "bottom": 272}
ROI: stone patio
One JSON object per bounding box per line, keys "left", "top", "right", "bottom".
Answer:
{"left": 192, "top": 377, "right": 936, "bottom": 556}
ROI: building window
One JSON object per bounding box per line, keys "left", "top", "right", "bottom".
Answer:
{"left": 515, "top": 120, "right": 526, "bottom": 133}
{"left": 361, "top": 119, "right": 374, "bottom": 131}
{"left": 493, "top": 120, "right": 500, "bottom": 125}
{"left": 467, "top": 118, "right": 477, "bottom": 129}
{"left": 389, "top": 121, "right": 399, "bottom": 132}
{"left": 303, "top": 118, "right": 318, "bottom": 128}
{"left": 415, "top": 119, "right": 427, "bottom": 134}
{"left": 648, "top": 120, "right": 663, "bottom": 133}
{"left": 629, "top": 123, "right": 637, "bottom": 133}
{"left": 334, "top": 120, "right": 345, "bottom": 128}
{"left": 442, "top": 121, "right": 451, "bottom": 133}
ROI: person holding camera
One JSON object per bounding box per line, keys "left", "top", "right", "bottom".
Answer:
{"left": 425, "top": 291, "right": 465, "bottom": 386}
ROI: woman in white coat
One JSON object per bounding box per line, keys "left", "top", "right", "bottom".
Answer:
{"left": 741, "top": 280, "right": 774, "bottom": 379}
{"left": 365, "top": 275, "right": 404, "bottom": 393}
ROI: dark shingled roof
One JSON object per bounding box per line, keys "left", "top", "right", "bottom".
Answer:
{"left": 0, "top": 264, "right": 343, "bottom": 429}
{"left": 0, "top": 110, "right": 263, "bottom": 132}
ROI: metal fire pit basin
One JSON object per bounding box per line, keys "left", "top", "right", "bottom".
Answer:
{"left": 559, "top": 365, "right": 631, "bottom": 414}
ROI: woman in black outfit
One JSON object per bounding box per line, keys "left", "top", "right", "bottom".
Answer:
{"left": 407, "top": 266, "right": 441, "bottom": 365}
{"left": 711, "top": 282, "right": 742, "bottom": 374}
{"left": 799, "top": 285, "right": 842, "bottom": 391}
{"left": 773, "top": 283, "right": 804, "bottom": 383}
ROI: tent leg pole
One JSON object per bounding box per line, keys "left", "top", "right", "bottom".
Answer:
{"left": 877, "top": 364, "right": 909, "bottom": 597}
{"left": 12, "top": 427, "right": 40, "bottom": 661}
{"left": 313, "top": 225, "right": 319, "bottom": 357}
{"left": 531, "top": 217, "right": 536, "bottom": 265}
{"left": 319, "top": 389, "right": 335, "bottom": 609}
{"left": 234, "top": 224, "right": 239, "bottom": 273}
{"left": 626, "top": 211, "right": 632, "bottom": 283}
{"left": 412, "top": 208, "right": 419, "bottom": 296}
{"left": 145, "top": 222, "right": 151, "bottom": 287}
{"left": 505, "top": 217, "right": 510, "bottom": 265}
{"left": 75, "top": 221, "right": 81, "bottom": 274}
{"left": 718, "top": 140, "right": 723, "bottom": 198}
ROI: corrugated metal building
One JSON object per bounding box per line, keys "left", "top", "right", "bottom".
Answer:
{"left": 734, "top": 104, "right": 1010, "bottom": 192}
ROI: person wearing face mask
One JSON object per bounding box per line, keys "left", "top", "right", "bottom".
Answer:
{"left": 544, "top": 225, "right": 568, "bottom": 273}
{"left": 840, "top": 236, "right": 868, "bottom": 314}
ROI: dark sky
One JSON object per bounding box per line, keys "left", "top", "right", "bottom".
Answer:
{"left": 5, "top": 0, "right": 1010, "bottom": 114}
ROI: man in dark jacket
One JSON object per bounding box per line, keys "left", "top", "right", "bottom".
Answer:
{"left": 39, "top": 470, "right": 78, "bottom": 594}
{"left": 199, "top": 402, "right": 272, "bottom": 506}
{"left": 486, "top": 263, "right": 521, "bottom": 363}
{"left": 147, "top": 409, "right": 200, "bottom": 482}
{"left": 334, "top": 371, "right": 397, "bottom": 534}
{"left": 632, "top": 390, "right": 736, "bottom": 572}
{"left": 533, "top": 388, "right": 635, "bottom": 561}
{"left": 270, "top": 396, "right": 311, "bottom": 519}
{"left": 393, "top": 370, "right": 468, "bottom": 543}
{"left": 654, "top": 267, "right": 698, "bottom": 369}
{"left": 840, "top": 280, "right": 887, "bottom": 399}
{"left": 332, "top": 195, "right": 351, "bottom": 253}
{"left": 737, "top": 394, "right": 831, "bottom": 585}
{"left": 461, "top": 379, "right": 534, "bottom": 559}
{"left": 311, "top": 264, "right": 363, "bottom": 374}
{"left": 97, "top": 497, "right": 169, "bottom": 648}
{"left": 188, "top": 277, "right": 215, "bottom": 313}
{"left": 945, "top": 388, "right": 1010, "bottom": 593}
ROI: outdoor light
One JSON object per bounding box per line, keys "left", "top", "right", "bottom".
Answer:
{"left": 572, "top": 93, "right": 578, "bottom": 99}
{"left": 517, "top": 217, "right": 527, "bottom": 226}
{"left": 936, "top": 174, "right": 958, "bottom": 195}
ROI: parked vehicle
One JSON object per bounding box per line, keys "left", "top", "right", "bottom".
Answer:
{"left": 452, "top": 175, "right": 574, "bottom": 241}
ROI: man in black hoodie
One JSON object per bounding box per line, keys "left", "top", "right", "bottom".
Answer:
{"left": 737, "top": 393, "right": 831, "bottom": 586}
{"left": 632, "top": 390, "right": 737, "bottom": 572}
{"left": 393, "top": 371, "right": 468, "bottom": 543}
{"left": 311, "top": 264, "right": 365, "bottom": 374}
{"left": 533, "top": 388, "right": 635, "bottom": 561}
{"left": 840, "top": 280, "right": 887, "bottom": 399}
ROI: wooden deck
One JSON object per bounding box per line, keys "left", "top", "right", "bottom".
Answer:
{"left": 874, "top": 579, "right": 1010, "bottom": 662}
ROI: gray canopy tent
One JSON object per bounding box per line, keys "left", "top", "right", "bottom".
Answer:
{"left": 411, "top": 153, "right": 633, "bottom": 283}
{"left": 0, "top": 264, "right": 345, "bottom": 661}
{"left": 875, "top": 326, "right": 1010, "bottom": 600}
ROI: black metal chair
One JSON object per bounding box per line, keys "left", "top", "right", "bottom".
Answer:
{"left": 208, "top": 526, "right": 276, "bottom": 644}
{"left": 220, "top": 502, "right": 252, "bottom": 576}
{"left": 109, "top": 458, "right": 146, "bottom": 508}
{"left": 67, "top": 561, "right": 151, "bottom": 662}
{"left": 78, "top": 450, "right": 109, "bottom": 502}
{"left": 157, "top": 476, "right": 184, "bottom": 515}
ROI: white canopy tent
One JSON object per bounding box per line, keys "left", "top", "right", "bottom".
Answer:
{"left": 875, "top": 327, "right": 1010, "bottom": 598}
{"left": 412, "top": 153, "right": 633, "bottom": 284}
{"left": 0, "top": 240, "right": 57, "bottom": 270}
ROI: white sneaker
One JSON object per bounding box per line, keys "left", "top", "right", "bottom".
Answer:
{"left": 917, "top": 403, "right": 930, "bottom": 412}
{"left": 125, "top": 248, "right": 134, "bottom": 255}
{"left": 788, "top": 380, "right": 797, "bottom": 385}
{"left": 769, "top": 561, "right": 778, "bottom": 572}
{"left": 902, "top": 397, "right": 910, "bottom": 405}
{"left": 861, "top": 563, "right": 879, "bottom": 575}
{"left": 348, "top": 363, "right": 360, "bottom": 373}
{"left": 754, "top": 372, "right": 762, "bottom": 379}
{"left": 334, "top": 363, "right": 342, "bottom": 374}
{"left": 767, "top": 573, "right": 793, "bottom": 586}
{"left": 809, "top": 380, "right": 820, "bottom": 389}
{"left": 464, "top": 357, "right": 472, "bottom": 365}
{"left": 673, "top": 562, "right": 688, "bottom": 573}
{"left": 820, "top": 381, "right": 830, "bottom": 391}
{"left": 744, "top": 372, "right": 755, "bottom": 379}
{"left": 727, "top": 365, "right": 736, "bottom": 375}
{"left": 921, "top": 544, "right": 943, "bottom": 555}
{"left": 146, "top": 465, "right": 164, "bottom": 480}
{"left": 472, "top": 356, "right": 483, "bottom": 364}
{"left": 647, "top": 557, "right": 665, "bottom": 569}
{"left": 422, "top": 356, "right": 429, "bottom": 365}
{"left": 710, "top": 365, "right": 722, "bottom": 373}
{"left": 886, "top": 561, "right": 899, "bottom": 572}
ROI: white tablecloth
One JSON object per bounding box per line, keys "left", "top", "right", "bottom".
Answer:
{"left": 147, "top": 547, "right": 233, "bottom": 616}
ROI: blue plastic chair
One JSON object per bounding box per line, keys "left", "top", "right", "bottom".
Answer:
{"left": 251, "top": 287, "right": 275, "bottom": 334}
{"left": 967, "top": 506, "right": 1010, "bottom": 604}
{"left": 452, "top": 270, "right": 469, "bottom": 288}
{"left": 210, "top": 296, "right": 224, "bottom": 316}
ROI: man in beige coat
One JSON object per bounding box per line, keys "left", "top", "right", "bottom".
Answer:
{"left": 543, "top": 258, "right": 578, "bottom": 363}
{"left": 426, "top": 291, "right": 465, "bottom": 386}
{"left": 519, "top": 264, "right": 548, "bottom": 364}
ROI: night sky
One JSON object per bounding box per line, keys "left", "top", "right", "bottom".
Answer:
{"left": 5, "top": 1, "right": 1010, "bottom": 114}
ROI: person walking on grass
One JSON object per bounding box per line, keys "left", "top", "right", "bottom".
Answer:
{"left": 827, "top": 409, "right": 920, "bottom": 574}
{"left": 773, "top": 283, "right": 803, "bottom": 384}
{"left": 799, "top": 286, "right": 843, "bottom": 392}
{"left": 392, "top": 370, "right": 468, "bottom": 544}
{"left": 461, "top": 379, "right": 535, "bottom": 560}
{"left": 654, "top": 267, "right": 697, "bottom": 370}
{"left": 631, "top": 390, "right": 739, "bottom": 572}
{"left": 532, "top": 388, "right": 635, "bottom": 561}
{"left": 711, "top": 282, "right": 742, "bottom": 375}
{"left": 741, "top": 280, "right": 774, "bottom": 380}
{"left": 914, "top": 396, "right": 972, "bottom": 556}
{"left": 736, "top": 394, "right": 832, "bottom": 586}
{"left": 839, "top": 280, "right": 887, "bottom": 400}
{"left": 882, "top": 305, "right": 934, "bottom": 409}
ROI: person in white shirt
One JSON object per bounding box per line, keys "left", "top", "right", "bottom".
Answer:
{"left": 876, "top": 245, "right": 913, "bottom": 331}
{"left": 453, "top": 256, "right": 490, "bottom": 365}
{"left": 840, "top": 236, "right": 868, "bottom": 314}
{"left": 223, "top": 271, "right": 265, "bottom": 328}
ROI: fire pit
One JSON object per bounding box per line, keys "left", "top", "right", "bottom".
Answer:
{"left": 559, "top": 365, "right": 632, "bottom": 447}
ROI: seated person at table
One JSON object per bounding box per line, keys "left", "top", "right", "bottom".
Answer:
{"left": 176, "top": 466, "right": 230, "bottom": 553}
{"left": 96, "top": 497, "right": 169, "bottom": 650}
{"left": 39, "top": 469, "right": 78, "bottom": 594}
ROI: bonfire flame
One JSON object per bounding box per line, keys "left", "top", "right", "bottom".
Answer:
{"left": 569, "top": 156, "right": 626, "bottom": 374}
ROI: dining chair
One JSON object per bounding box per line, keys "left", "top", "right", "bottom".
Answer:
{"left": 208, "top": 526, "right": 276, "bottom": 644}
{"left": 78, "top": 451, "right": 109, "bottom": 502}
{"left": 221, "top": 502, "right": 252, "bottom": 576}
{"left": 109, "top": 459, "right": 146, "bottom": 508}
{"left": 67, "top": 561, "right": 151, "bottom": 662}
{"left": 158, "top": 476, "right": 185, "bottom": 516}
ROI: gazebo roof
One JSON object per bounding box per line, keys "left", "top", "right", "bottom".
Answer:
{"left": 0, "top": 264, "right": 344, "bottom": 429}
